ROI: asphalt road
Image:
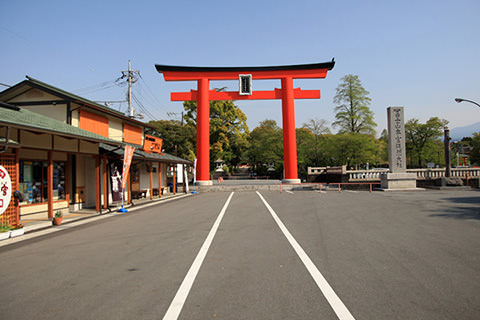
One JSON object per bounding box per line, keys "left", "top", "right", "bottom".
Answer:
{"left": 0, "top": 190, "right": 479, "bottom": 319}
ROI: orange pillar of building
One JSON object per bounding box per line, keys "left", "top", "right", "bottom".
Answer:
{"left": 172, "top": 165, "right": 176, "bottom": 195}
{"left": 95, "top": 156, "right": 100, "bottom": 212}
{"left": 149, "top": 162, "right": 153, "bottom": 200}
{"left": 102, "top": 156, "right": 108, "bottom": 209}
{"left": 47, "top": 151, "right": 53, "bottom": 219}
{"left": 15, "top": 148, "right": 20, "bottom": 225}
{"left": 158, "top": 162, "right": 162, "bottom": 198}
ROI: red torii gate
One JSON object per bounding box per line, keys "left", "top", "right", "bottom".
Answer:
{"left": 155, "top": 60, "right": 335, "bottom": 185}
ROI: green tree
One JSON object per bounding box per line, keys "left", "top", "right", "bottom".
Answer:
{"left": 405, "top": 117, "right": 448, "bottom": 168}
{"left": 148, "top": 120, "right": 196, "bottom": 160}
{"left": 468, "top": 134, "right": 480, "bottom": 165}
{"left": 247, "top": 119, "right": 283, "bottom": 176}
{"left": 324, "top": 133, "right": 379, "bottom": 169}
{"left": 332, "top": 74, "right": 376, "bottom": 135}
{"left": 183, "top": 99, "right": 249, "bottom": 168}
{"left": 377, "top": 129, "right": 389, "bottom": 165}
{"left": 296, "top": 127, "right": 316, "bottom": 178}
{"left": 300, "top": 118, "right": 331, "bottom": 167}
{"left": 452, "top": 137, "right": 473, "bottom": 166}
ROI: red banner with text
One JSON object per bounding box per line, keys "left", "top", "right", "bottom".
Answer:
{"left": 121, "top": 145, "right": 135, "bottom": 189}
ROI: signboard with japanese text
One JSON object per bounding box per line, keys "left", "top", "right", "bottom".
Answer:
{"left": 0, "top": 165, "right": 12, "bottom": 216}
{"left": 387, "top": 107, "right": 406, "bottom": 173}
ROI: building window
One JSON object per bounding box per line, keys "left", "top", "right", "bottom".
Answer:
{"left": 19, "top": 160, "right": 66, "bottom": 204}
{"left": 53, "top": 162, "right": 66, "bottom": 200}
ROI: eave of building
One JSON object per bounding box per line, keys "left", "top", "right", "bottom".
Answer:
{"left": 0, "top": 77, "right": 156, "bottom": 130}
{"left": 0, "top": 101, "right": 122, "bottom": 146}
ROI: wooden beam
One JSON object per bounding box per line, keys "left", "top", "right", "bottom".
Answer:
{"left": 173, "top": 165, "right": 176, "bottom": 195}
{"left": 158, "top": 162, "right": 162, "bottom": 198}
{"left": 95, "top": 156, "right": 100, "bottom": 212}
{"left": 47, "top": 151, "right": 53, "bottom": 219}
{"left": 102, "top": 156, "right": 108, "bottom": 209}
{"left": 15, "top": 148, "right": 20, "bottom": 226}
{"left": 149, "top": 162, "right": 153, "bottom": 200}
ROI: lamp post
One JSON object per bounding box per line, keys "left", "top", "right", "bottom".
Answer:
{"left": 455, "top": 98, "right": 480, "bottom": 187}
{"left": 455, "top": 98, "right": 480, "bottom": 108}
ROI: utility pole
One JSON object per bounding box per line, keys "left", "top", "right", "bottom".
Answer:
{"left": 121, "top": 60, "right": 140, "bottom": 118}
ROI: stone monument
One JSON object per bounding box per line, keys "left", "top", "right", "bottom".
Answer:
{"left": 380, "top": 107, "right": 417, "bottom": 190}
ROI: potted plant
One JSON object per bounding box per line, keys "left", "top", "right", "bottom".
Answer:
{"left": 10, "top": 223, "right": 24, "bottom": 238}
{"left": 52, "top": 210, "right": 63, "bottom": 226}
{"left": 0, "top": 223, "right": 11, "bottom": 240}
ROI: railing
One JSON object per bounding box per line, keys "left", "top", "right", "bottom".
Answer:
{"left": 346, "top": 167, "right": 480, "bottom": 181}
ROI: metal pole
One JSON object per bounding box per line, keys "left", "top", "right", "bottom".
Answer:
{"left": 128, "top": 60, "right": 133, "bottom": 117}
{"left": 444, "top": 127, "right": 451, "bottom": 177}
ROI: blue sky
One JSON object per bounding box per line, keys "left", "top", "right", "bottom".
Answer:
{"left": 1, "top": 0, "right": 479, "bottom": 135}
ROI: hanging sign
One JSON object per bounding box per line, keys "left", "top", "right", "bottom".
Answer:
{"left": 121, "top": 145, "right": 135, "bottom": 189}
{"left": 0, "top": 165, "right": 12, "bottom": 216}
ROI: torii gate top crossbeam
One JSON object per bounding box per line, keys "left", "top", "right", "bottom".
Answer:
{"left": 155, "top": 60, "right": 335, "bottom": 81}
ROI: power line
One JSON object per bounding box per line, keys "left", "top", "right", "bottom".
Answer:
{"left": 138, "top": 73, "right": 166, "bottom": 109}
{"left": 132, "top": 88, "right": 158, "bottom": 119}
{"left": 73, "top": 79, "right": 118, "bottom": 94}
{"left": 132, "top": 93, "right": 156, "bottom": 121}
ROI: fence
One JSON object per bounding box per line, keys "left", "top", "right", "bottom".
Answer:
{"left": 346, "top": 167, "right": 480, "bottom": 181}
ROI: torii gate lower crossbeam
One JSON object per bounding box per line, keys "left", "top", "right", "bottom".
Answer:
{"left": 155, "top": 61, "right": 335, "bottom": 185}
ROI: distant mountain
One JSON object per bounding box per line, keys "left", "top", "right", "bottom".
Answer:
{"left": 450, "top": 122, "right": 480, "bottom": 141}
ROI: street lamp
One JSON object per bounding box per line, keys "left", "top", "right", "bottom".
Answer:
{"left": 455, "top": 97, "right": 480, "bottom": 187}
{"left": 455, "top": 98, "right": 480, "bottom": 108}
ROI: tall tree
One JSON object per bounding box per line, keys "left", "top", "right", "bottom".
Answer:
{"left": 469, "top": 134, "right": 480, "bottom": 165}
{"left": 247, "top": 119, "right": 283, "bottom": 176}
{"left": 405, "top": 117, "right": 448, "bottom": 167}
{"left": 302, "top": 118, "right": 331, "bottom": 166}
{"left": 148, "top": 120, "right": 196, "bottom": 160}
{"left": 332, "top": 74, "right": 376, "bottom": 135}
{"left": 324, "top": 133, "right": 379, "bottom": 169}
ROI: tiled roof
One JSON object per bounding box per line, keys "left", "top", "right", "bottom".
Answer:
{"left": 100, "top": 143, "right": 193, "bottom": 165}
{"left": 0, "top": 76, "right": 155, "bottom": 129}
{"left": 25, "top": 76, "right": 126, "bottom": 116}
{"left": 0, "top": 101, "right": 122, "bottom": 145}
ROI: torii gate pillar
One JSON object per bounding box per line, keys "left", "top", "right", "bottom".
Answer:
{"left": 197, "top": 78, "right": 211, "bottom": 183}
{"left": 281, "top": 76, "right": 299, "bottom": 183}
{"left": 155, "top": 60, "right": 335, "bottom": 185}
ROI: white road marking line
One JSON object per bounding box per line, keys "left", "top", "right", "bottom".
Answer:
{"left": 285, "top": 190, "right": 294, "bottom": 194}
{"left": 256, "top": 191, "right": 356, "bottom": 320}
{"left": 163, "top": 192, "right": 235, "bottom": 320}
{"left": 344, "top": 190, "right": 358, "bottom": 193}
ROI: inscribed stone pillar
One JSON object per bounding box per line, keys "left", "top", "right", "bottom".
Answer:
{"left": 381, "top": 106, "right": 417, "bottom": 190}
{"left": 387, "top": 107, "right": 407, "bottom": 173}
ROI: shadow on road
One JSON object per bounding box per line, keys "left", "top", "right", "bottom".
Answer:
{"left": 428, "top": 195, "right": 480, "bottom": 220}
